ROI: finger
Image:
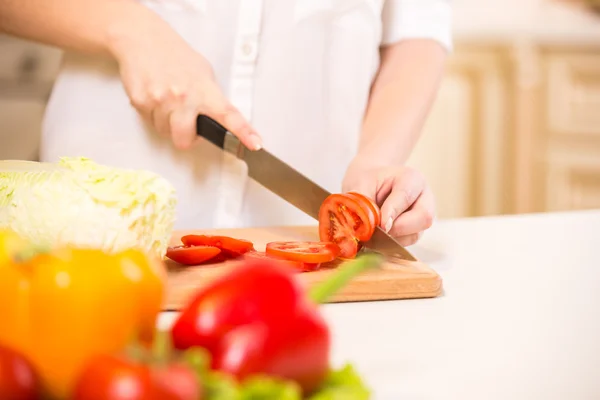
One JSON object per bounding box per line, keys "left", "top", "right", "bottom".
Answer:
{"left": 170, "top": 105, "right": 199, "bottom": 150}
{"left": 129, "top": 85, "right": 168, "bottom": 123}
{"left": 342, "top": 176, "right": 378, "bottom": 203}
{"left": 388, "top": 187, "right": 435, "bottom": 238}
{"left": 201, "top": 83, "right": 262, "bottom": 151}
{"left": 379, "top": 170, "right": 425, "bottom": 232}
{"left": 146, "top": 85, "right": 185, "bottom": 138}
{"left": 152, "top": 106, "right": 175, "bottom": 138}
{"left": 395, "top": 232, "right": 423, "bottom": 247}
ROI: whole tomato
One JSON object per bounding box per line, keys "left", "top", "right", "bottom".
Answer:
{"left": 0, "top": 344, "right": 40, "bottom": 400}
{"left": 152, "top": 363, "right": 203, "bottom": 400}
{"left": 71, "top": 354, "right": 155, "bottom": 400}
{"left": 71, "top": 353, "right": 202, "bottom": 400}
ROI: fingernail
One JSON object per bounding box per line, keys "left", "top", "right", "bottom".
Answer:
{"left": 250, "top": 135, "right": 262, "bottom": 151}
{"left": 384, "top": 216, "right": 393, "bottom": 233}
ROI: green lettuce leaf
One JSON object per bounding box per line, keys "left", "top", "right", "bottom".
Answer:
{"left": 183, "top": 348, "right": 370, "bottom": 400}
{"left": 307, "top": 364, "right": 371, "bottom": 400}
{"left": 239, "top": 375, "right": 301, "bottom": 400}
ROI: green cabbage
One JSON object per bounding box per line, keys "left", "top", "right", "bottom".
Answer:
{"left": 0, "top": 157, "right": 177, "bottom": 258}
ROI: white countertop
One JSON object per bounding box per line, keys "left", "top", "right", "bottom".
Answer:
{"left": 158, "top": 209, "right": 600, "bottom": 399}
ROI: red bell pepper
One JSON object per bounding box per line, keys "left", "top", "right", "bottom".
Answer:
{"left": 170, "top": 254, "right": 382, "bottom": 395}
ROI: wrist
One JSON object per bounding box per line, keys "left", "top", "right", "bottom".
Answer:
{"left": 349, "top": 148, "right": 396, "bottom": 172}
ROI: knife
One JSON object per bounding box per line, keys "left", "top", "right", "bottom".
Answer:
{"left": 196, "top": 115, "right": 417, "bottom": 262}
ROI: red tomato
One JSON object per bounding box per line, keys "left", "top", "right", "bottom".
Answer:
{"left": 265, "top": 241, "right": 339, "bottom": 264}
{"left": 72, "top": 355, "right": 201, "bottom": 400}
{"left": 165, "top": 245, "right": 221, "bottom": 266}
{"left": 0, "top": 345, "right": 40, "bottom": 400}
{"left": 152, "top": 363, "right": 202, "bottom": 400}
{"left": 318, "top": 193, "right": 376, "bottom": 258}
{"left": 346, "top": 191, "right": 382, "bottom": 227}
{"left": 243, "top": 251, "right": 321, "bottom": 272}
{"left": 71, "top": 355, "right": 154, "bottom": 400}
{"left": 181, "top": 235, "right": 254, "bottom": 258}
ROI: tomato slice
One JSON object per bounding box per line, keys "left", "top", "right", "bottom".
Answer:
{"left": 243, "top": 251, "right": 320, "bottom": 272}
{"left": 346, "top": 191, "right": 381, "bottom": 227}
{"left": 165, "top": 245, "right": 221, "bottom": 265}
{"left": 333, "top": 237, "right": 360, "bottom": 260}
{"left": 318, "top": 193, "right": 376, "bottom": 258}
{"left": 344, "top": 193, "right": 378, "bottom": 232}
{"left": 265, "top": 241, "right": 339, "bottom": 264}
{"left": 180, "top": 235, "right": 254, "bottom": 258}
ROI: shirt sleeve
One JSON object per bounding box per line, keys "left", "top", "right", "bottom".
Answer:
{"left": 380, "top": 0, "right": 453, "bottom": 52}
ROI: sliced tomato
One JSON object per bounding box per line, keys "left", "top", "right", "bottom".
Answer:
{"left": 346, "top": 191, "right": 382, "bottom": 227}
{"left": 318, "top": 193, "right": 376, "bottom": 258}
{"left": 181, "top": 235, "right": 254, "bottom": 258}
{"left": 243, "top": 251, "right": 321, "bottom": 272}
{"left": 265, "top": 241, "right": 339, "bottom": 264}
{"left": 345, "top": 193, "right": 378, "bottom": 232}
{"left": 165, "top": 245, "right": 221, "bottom": 265}
{"left": 333, "top": 237, "right": 360, "bottom": 260}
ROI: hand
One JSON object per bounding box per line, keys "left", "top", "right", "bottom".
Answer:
{"left": 109, "top": 15, "right": 262, "bottom": 151}
{"left": 342, "top": 163, "right": 435, "bottom": 246}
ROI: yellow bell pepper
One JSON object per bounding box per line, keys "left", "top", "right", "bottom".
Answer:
{"left": 0, "top": 230, "right": 165, "bottom": 399}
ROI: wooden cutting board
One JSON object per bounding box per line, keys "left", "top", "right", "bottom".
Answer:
{"left": 163, "top": 226, "right": 443, "bottom": 311}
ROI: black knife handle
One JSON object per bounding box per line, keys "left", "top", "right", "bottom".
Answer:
{"left": 196, "top": 115, "right": 228, "bottom": 149}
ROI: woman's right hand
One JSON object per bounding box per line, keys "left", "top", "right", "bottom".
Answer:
{"left": 107, "top": 10, "right": 262, "bottom": 151}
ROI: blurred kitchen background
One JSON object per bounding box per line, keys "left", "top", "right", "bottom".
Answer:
{"left": 1, "top": 0, "right": 599, "bottom": 220}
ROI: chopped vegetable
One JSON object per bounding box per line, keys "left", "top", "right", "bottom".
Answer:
{"left": 0, "top": 157, "right": 177, "bottom": 258}
{"left": 166, "top": 245, "right": 222, "bottom": 265}
{"left": 318, "top": 193, "right": 379, "bottom": 258}
{"left": 346, "top": 191, "right": 382, "bottom": 228}
{"left": 265, "top": 241, "right": 340, "bottom": 264}
{"left": 0, "top": 344, "right": 40, "bottom": 400}
{"left": 0, "top": 232, "right": 165, "bottom": 399}
{"left": 166, "top": 235, "right": 256, "bottom": 266}
{"left": 181, "top": 235, "right": 254, "bottom": 258}
{"left": 243, "top": 250, "right": 320, "bottom": 272}
{"left": 170, "top": 254, "right": 383, "bottom": 395}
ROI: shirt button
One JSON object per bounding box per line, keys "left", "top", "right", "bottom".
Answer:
{"left": 242, "top": 42, "right": 253, "bottom": 56}
{"left": 238, "top": 39, "right": 258, "bottom": 62}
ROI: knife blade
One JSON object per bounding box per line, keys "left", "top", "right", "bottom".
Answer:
{"left": 196, "top": 115, "right": 417, "bottom": 261}
{"left": 363, "top": 228, "right": 417, "bottom": 261}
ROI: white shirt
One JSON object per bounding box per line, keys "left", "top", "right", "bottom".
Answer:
{"left": 40, "top": 0, "right": 452, "bottom": 231}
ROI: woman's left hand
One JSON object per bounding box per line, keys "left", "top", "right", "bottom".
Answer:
{"left": 342, "top": 162, "right": 436, "bottom": 247}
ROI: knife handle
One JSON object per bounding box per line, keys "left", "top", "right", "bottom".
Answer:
{"left": 196, "top": 115, "right": 228, "bottom": 149}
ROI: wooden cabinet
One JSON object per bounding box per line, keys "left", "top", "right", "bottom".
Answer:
{"left": 542, "top": 48, "right": 600, "bottom": 212}
{"left": 406, "top": 46, "right": 513, "bottom": 218}
{"left": 407, "top": 42, "right": 600, "bottom": 219}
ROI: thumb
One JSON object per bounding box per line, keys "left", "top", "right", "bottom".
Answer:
{"left": 379, "top": 174, "right": 423, "bottom": 233}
